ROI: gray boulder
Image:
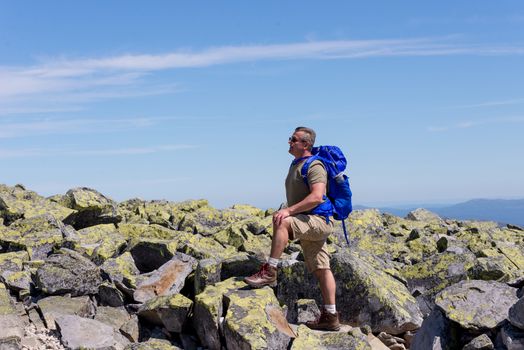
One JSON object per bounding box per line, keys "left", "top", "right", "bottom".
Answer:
{"left": 0, "top": 214, "right": 67, "bottom": 259}
{"left": 463, "top": 334, "right": 494, "bottom": 350}
{"left": 499, "top": 322, "right": 524, "bottom": 350}
{"left": 137, "top": 294, "right": 192, "bottom": 333}
{"left": 331, "top": 251, "right": 423, "bottom": 334}
{"left": 435, "top": 280, "right": 518, "bottom": 331}
{"left": 98, "top": 281, "right": 126, "bottom": 307}
{"left": 406, "top": 208, "right": 444, "bottom": 224}
{"left": 194, "top": 258, "right": 221, "bottom": 295}
{"left": 222, "top": 288, "right": 294, "bottom": 350}
{"left": 35, "top": 248, "right": 103, "bottom": 296}
{"left": 0, "top": 184, "right": 74, "bottom": 224}
{"left": 133, "top": 252, "right": 196, "bottom": 303}
{"left": 290, "top": 324, "right": 371, "bottom": 350}
{"left": 37, "top": 295, "right": 95, "bottom": 330}
{"left": 62, "top": 187, "right": 122, "bottom": 229}
{"left": 0, "top": 285, "right": 27, "bottom": 345}
{"left": 509, "top": 297, "right": 524, "bottom": 330}
{"left": 411, "top": 308, "right": 453, "bottom": 350}
{"left": 56, "top": 314, "right": 130, "bottom": 350}
{"left": 296, "top": 299, "right": 321, "bottom": 324}
{"left": 193, "top": 278, "right": 247, "bottom": 350}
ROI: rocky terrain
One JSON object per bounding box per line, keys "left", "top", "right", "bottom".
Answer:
{"left": 0, "top": 183, "right": 523, "bottom": 350}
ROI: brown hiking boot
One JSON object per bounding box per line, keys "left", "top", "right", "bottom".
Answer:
{"left": 305, "top": 310, "right": 340, "bottom": 331}
{"left": 244, "top": 263, "right": 277, "bottom": 288}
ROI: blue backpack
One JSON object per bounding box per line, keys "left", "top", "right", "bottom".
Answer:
{"left": 300, "top": 145, "right": 353, "bottom": 245}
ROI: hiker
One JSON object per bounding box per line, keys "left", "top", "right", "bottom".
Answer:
{"left": 244, "top": 126, "right": 340, "bottom": 331}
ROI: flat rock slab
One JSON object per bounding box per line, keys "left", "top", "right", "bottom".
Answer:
{"left": 134, "top": 252, "right": 196, "bottom": 303}
{"left": 35, "top": 248, "right": 102, "bottom": 296}
{"left": 56, "top": 314, "right": 130, "bottom": 350}
{"left": 435, "top": 280, "right": 519, "bottom": 331}
{"left": 223, "top": 288, "right": 294, "bottom": 350}
{"left": 290, "top": 325, "right": 371, "bottom": 350}
{"left": 37, "top": 295, "right": 95, "bottom": 330}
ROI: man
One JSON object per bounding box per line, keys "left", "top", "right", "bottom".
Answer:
{"left": 244, "top": 126, "right": 340, "bottom": 331}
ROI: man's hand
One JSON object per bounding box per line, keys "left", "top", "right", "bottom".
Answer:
{"left": 273, "top": 208, "right": 291, "bottom": 226}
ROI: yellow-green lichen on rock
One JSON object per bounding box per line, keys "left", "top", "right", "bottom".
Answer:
{"left": 402, "top": 251, "right": 476, "bottom": 296}
{"left": 67, "top": 224, "right": 127, "bottom": 264}
{"left": 0, "top": 184, "right": 75, "bottom": 223}
{"left": 223, "top": 287, "right": 294, "bottom": 350}
{"left": 0, "top": 283, "right": 16, "bottom": 315}
{"left": 178, "top": 205, "right": 226, "bottom": 236}
{"left": 183, "top": 235, "right": 237, "bottom": 260}
{"left": 124, "top": 338, "right": 182, "bottom": 350}
{"left": 118, "top": 223, "right": 191, "bottom": 244}
{"left": 290, "top": 325, "right": 372, "bottom": 350}
{"left": 193, "top": 278, "right": 248, "bottom": 350}
{"left": 0, "top": 251, "right": 29, "bottom": 271}
{"left": 331, "top": 251, "right": 422, "bottom": 334}
{"left": 101, "top": 252, "right": 140, "bottom": 288}
{"left": 0, "top": 214, "right": 65, "bottom": 259}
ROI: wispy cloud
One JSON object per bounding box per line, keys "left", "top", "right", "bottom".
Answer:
{"left": 0, "top": 116, "right": 184, "bottom": 138}
{"left": 1, "top": 37, "right": 523, "bottom": 116}
{"left": 452, "top": 98, "right": 524, "bottom": 109}
{"left": 427, "top": 116, "right": 524, "bottom": 132}
{"left": 0, "top": 144, "right": 197, "bottom": 158}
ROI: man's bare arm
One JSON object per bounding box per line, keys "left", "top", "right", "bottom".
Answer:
{"left": 273, "top": 182, "right": 326, "bottom": 225}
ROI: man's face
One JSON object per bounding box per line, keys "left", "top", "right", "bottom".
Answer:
{"left": 288, "top": 131, "right": 308, "bottom": 156}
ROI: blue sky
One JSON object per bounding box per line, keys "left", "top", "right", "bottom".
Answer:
{"left": 1, "top": 1, "right": 523, "bottom": 209}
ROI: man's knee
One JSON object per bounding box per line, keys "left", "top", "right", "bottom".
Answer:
{"left": 274, "top": 216, "right": 293, "bottom": 231}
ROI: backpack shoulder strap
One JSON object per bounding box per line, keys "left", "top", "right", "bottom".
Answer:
{"left": 300, "top": 155, "right": 320, "bottom": 187}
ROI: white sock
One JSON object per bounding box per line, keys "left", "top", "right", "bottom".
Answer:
{"left": 268, "top": 257, "right": 279, "bottom": 268}
{"left": 324, "top": 304, "right": 336, "bottom": 314}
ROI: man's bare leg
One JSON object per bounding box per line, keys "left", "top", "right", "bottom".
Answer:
{"left": 313, "top": 268, "right": 337, "bottom": 306}
{"left": 244, "top": 217, "right": 291, "bottom": 288}
{"left": 270, "top": 217, "right": 291, "bottom": 259}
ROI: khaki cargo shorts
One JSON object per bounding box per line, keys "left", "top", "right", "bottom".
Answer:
{"left": 289, "top": 214, "right": 334, "bottom": 272}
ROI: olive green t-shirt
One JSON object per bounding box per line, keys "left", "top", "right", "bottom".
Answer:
{"left": 285, "top": 159, "right": 327, "bottom": 208}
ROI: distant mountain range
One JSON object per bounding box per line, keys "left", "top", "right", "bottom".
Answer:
{"left": 354, "top": 199, "right": 524, "bottom": 227}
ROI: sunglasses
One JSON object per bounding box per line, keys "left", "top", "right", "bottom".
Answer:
{"left": 288, "top": 136, "right": 305, "bottom": 143}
